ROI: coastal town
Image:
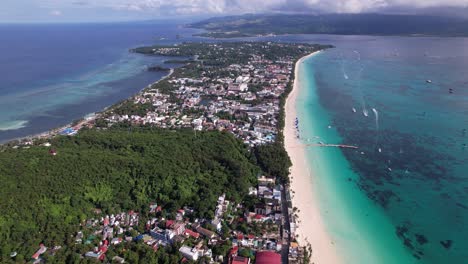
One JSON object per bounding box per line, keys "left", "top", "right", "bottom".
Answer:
{"left": 104, "top": 42, "right": 324, "bottom": 147}
{"left": 66, "top": 174, "right": 301, "bottom": 264}
{"left": 5, "top": 42, "right": 329, "bottom": 263}
{"left": 23, "top": 170, "right": 309, "bottom": 263}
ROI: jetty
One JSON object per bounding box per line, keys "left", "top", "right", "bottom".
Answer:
{"left": 303, "top": 144, "right": 359, "bottom": 149}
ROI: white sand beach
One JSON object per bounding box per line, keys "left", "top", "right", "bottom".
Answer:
{"left": 285, "top": 51, "right": 342, "bottom": 264}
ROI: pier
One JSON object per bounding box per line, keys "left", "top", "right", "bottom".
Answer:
{"left": 303, "top": 144, "right": 359, "bottom": 149}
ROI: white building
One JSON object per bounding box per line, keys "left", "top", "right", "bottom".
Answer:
{"left": 179, "top": 246, "right": 199, "bottom": 261}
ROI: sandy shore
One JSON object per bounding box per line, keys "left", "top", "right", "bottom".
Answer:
{"left": 285, "top": 51, "right": 342, "bottom": 264}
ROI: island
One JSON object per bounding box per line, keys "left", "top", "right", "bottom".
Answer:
{"left": 0, "top": 42, "right": 332, "bottom": 263}
{"left": 188, "top": 14, "right": 468, "bottom": 38}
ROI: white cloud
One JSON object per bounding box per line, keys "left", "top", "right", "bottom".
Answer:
{"left": 39, "top": 0, "right": 468, "bottom": 15}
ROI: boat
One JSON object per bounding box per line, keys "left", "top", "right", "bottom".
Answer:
{"left": 363, "top": 110, "right": 369, "bottom": 117}
{"left": 426, "top": 80, "right": 432, "bottom": 83}
{"left": 378, "top": 148, "right": 382, "bottom": 153}
{"left": 352, "top": 108, "right": 357, "bottom": 113}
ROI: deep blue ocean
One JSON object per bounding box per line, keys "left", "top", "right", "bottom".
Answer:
{"left": 0, "top": 21, "right": 201, "bottom": 142}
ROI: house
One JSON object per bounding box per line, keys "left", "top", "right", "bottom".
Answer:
{"left": 255, "top": 204, "right": 267, "bottom": 215}
{"left": 196, "top": 226, "right": 216, "bottom": 239}
{"left": 171, "top": 222, "right": 186, "bottom": 236}
{"left": 179, "top": 246, "right": 199, "bottom": 261}
{"left": 111, "top": 237, "right": 123, "bottom": 245}
{"left": 184, "top": 229, "right": 200, "bottom": 239}
{"left": 112, "top": 256, "right": 125, "bottom": 263}
{"left": 258, "top": 175, "right": 275, "bottom": 186}
{"left": 150, "top": 229, "right": 175, "bottom": 244}
{"left": 85, "top": 243, "right": 107, "bottom": 261}
{"left": 32, "top": 244, "right": 47, "bottom": 260}
{"left": 84, "top": 251, "right": 102, "bottom": 259}
{"left": 211, "top": 218, "right": 222, "bottom": 232}
{"left": 231, "top": 256, "right": 250, "bottom": 264}
{"left": 273, "top": 186, "right": 281, "bottom": 202}
{"left": 149, "top": 203, "right": 158, "bottom": 213}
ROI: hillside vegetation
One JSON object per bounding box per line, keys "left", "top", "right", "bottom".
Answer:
{"left": 0, "top": 128, "right": 258, "bottom": 262}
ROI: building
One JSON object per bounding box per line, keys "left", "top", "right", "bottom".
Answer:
{"left": 32, "top": 244, "right": 47, "bottom": 260}
{"left": 196, "top": 226, "right": 216, "bottom": 239}
{"left": 255, "top": 251, "right": 281, "bottom": 264}
{"left": 150, "top": 229, "right": 175, "bottom": 244}
{"left": 179, "top": 246, "right": 199, "bottom": 261}
{"left": 185, "top": 229, "right": 200, "bottom": 239}
{"left": 231, "top": 256, "right": 250, "bottom": 264}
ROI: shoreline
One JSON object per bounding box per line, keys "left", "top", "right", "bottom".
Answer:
{"left": 285, "top": 51, "right": 342, "bottom": 263}
{"left": 0, "top": 68, "right": 175, "bottom": 146}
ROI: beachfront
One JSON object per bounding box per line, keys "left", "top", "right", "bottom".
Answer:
{"left": 284, "top": 51, "right": 342, "bottom": 264}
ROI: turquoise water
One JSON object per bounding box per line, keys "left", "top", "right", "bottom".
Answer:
{"left": 296, "top": 37, "right": 468, "bottom": 264}
{"left": 0, "top": 22, "right": 202, "bottom": 142}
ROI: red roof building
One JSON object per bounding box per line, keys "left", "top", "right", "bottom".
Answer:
{"left": 103, "top": 217, "right": 110, "bottom": 226}
{"left": 231, "top": 256, "right": 250, "bottom": 264}
{"left": 165, "top": 220, "right": 174, "bottom": 228}
{"left": 185, "top": 229, "right": 200, "bottom": 239}
{"left": 254, "top": 214, "right": 264, "bottom": 220}
{"left": 32, "top": 244, "right": 47, "bottom": 260}
{"left": 229, "top": 246, "right": 239, "bottom": 256}
{"left": 255, "top": 251, "right": 281, "bottom": 264}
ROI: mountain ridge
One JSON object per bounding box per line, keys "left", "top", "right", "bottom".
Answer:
{"left": 189, "top": 13, "right": 468, "bottom": 37}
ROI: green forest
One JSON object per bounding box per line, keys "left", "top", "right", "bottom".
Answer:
{"left": 0, "top": 128, "right": 260, "bottom": 262}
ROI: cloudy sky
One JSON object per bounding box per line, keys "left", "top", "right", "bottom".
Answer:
{"left": 2, "top": 0, "right": 468, "bottom": 23}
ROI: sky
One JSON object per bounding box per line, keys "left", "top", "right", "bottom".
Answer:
{"left": 2, "top": 0, "right": 468, "bottom": 23}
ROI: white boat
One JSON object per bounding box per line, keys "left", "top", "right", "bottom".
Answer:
{"left": 363, "top": 110, "right": 369, "bottom": 117}
{"left": 378, "top": 148, "right": 382, "bottom": 153}
{"left": 352, "top": 108, "right": 357, "bottom": 113}
{"left": 426, "top": 80, "right": 432, "bottom": 83}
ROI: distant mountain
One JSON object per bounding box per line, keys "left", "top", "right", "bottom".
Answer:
{"left": 189, "top": 13, "right": 468, "bottom": 37}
